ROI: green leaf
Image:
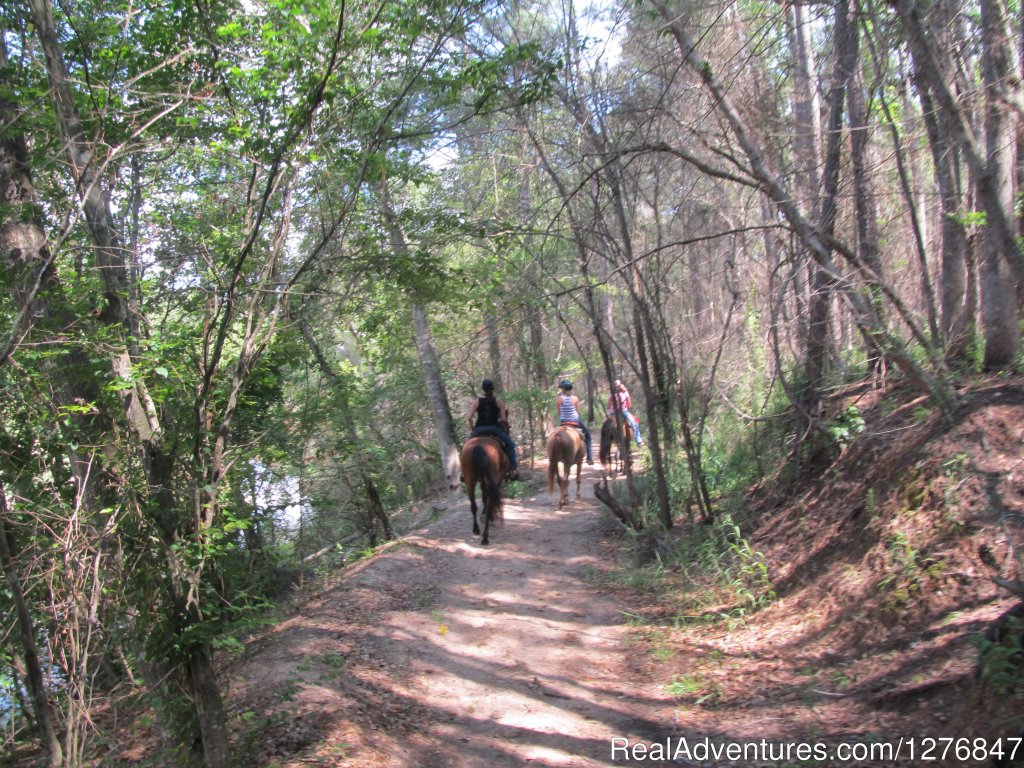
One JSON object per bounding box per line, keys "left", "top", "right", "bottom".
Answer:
{"left": 216, "top": 22, "right": 245, "bottom": 38}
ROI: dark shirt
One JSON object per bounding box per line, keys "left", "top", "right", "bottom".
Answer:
{"left": 475, "top": 396, "right": 501, "bottom": 428}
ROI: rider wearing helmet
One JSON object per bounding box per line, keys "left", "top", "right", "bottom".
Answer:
{"left": 467, "top": 379, "right": 519, "bottom": 480}
{"left": 556, "top": 379, "right": 593, "bottom": 465}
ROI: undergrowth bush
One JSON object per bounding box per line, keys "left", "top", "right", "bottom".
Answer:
{"left": 607, "top": 361, "right": 905, "bottom": 626}
{"left": 664, "top": 513, "right": 776, "bottom": 624}
{"left": 606, "top": 374, "right": 796, "bottom": 625}
{"left": 698, "top": 377, "right": 796, "bottom": 500}
{"left": 607, "top": 466, "right": 776, "bottom": 626}
{"left": 975, "top": 616, "right": 1024, "bottom": 697}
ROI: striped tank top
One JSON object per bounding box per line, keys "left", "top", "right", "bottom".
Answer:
{"left": 558, "top": 394, "right": 581, "bottom": 423}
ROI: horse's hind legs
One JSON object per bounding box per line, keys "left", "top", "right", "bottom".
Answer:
{"left": 468, "top": 483, "right": 480, "bottom": 536}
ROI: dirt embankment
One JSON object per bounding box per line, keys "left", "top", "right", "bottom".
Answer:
{"left": 620, "top": 378, "right": 1024, "bottom": 767}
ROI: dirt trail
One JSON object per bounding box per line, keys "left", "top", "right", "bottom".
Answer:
{"left": 232, "top": 463, "right": 678, "bottom": 767}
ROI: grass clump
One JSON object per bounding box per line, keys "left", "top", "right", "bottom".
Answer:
{"left": 664, "top": 513, "right": 776, "bottom": 625}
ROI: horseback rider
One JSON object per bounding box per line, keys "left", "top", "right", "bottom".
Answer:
{"left": 556, "top": 379, "right": 593, "bottom": 465}
{"left": 467, "top": 379, "right": 519, "bottom": 480}
{"left": 608, "top": 379, "right": 644, "bottom": 445}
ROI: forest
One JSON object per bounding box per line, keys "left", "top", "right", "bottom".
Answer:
{"left": 2, "top": 0, "right": 1024, "bottom": 765}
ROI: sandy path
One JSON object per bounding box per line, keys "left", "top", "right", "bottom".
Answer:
{"left": 233, "top": 464, "right": 677, "bottom": 767}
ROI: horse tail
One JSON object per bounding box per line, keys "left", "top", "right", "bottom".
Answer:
{"left": 472, "top": 444, "right": 489, "bottom": 481}
{"left": 547, "top": 447, "right": 557, "bottom": 495}
{"left": 475, "top": 444, "right": 503, "bottom": 526}
{"left": 484, "top": 465, "right": 503, "bottom": 526}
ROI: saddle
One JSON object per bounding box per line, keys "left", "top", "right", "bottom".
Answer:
{"left": 496, "top": 439, "right": 512, "bottom": 460}
{"left": 471, "top": 427, "right": 512, "bottom": 458}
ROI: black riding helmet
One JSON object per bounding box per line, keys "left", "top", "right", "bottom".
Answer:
{"left": 482, "top": 379, "right": 494, "bottom": 391}
{"left": 559, "top": 379, "right": 573, "bottom": 390}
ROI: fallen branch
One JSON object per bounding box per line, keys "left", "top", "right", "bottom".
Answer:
{"left": 302, "top": 531, "right": 363, "bottom": 563}
{"left": 992, "top": 576, "right": 1024, "bottom": 597}
{"left": 593, "top": 482, "right": 643, "bottom": 531}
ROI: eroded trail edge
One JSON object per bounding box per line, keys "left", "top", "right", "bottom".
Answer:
{"left": 232, "top": 466, "right": 675, "bottom": 767}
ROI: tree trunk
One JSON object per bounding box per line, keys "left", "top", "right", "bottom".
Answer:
{"left": 633, "top": 307, "right": 672, "bottom": 529}
{"left": 581, "top": 256, "right": 641, "bottom": 513}
{"left": 528, "top": 301, "right": 549, "bottom": 431}
{"left": 521, "top": 167, "right": 550, "bottom": 438}
{"left": 805, "top": 0, "right": 858, "bottom": 427}
{"left": 0, "top": 490, "right": 64, "bottom": 768}
{"left": 898, "top": 51, "right": 941, "bottom": 342}
{"left": 1, "top": 41, "right": 118, "bottom": 767}
{"left": 515, "top": 138, "right": 549, "bottom": 443}
{"left": 603, "top": 151, "right": 672, "bottom": 527}
{"left": 186, "top": 644, "right": 231, "bottom": 768}
{"left": 917, "top": 77, "right": 973, "bottom": 358}
{"left": 980, "top": 0, "right": 1021, "bottom": 369}
{"left": 786, "top": 0, "right": 823, "bottom": 201}
{"left": 786, "top": 0, "right": 832, "bottom": 422}
{"left": 847, "top": 45, "right": 886, "bottom": 370}
{"left": 411, "top": 302, "right": 462, "bottom": 488}
{"left": 1018, "top": 2, "right": 1024, "bottom": 249}
{"left": 594, "top": 482, "right": 642, "bottom": 531}
{"left": 0, "top": 36, "right": 109, "bottom": 471}
{"left": 376, "top": 185, "right": 461, "bottom": 489}
{"left": 676, "top": 386, "right": 714, "bottom": 523}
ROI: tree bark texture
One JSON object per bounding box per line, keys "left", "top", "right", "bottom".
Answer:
{"left": 485, "top": 310, "right": 503, "bottom": 393}
{"left": 601, "top": 149, "right": 671, "bottom": 526}
{"left": 898, "top": 51, "right": 942, "bottom": 343}
{"left": 594, "top": 481, "right": 643, "bottom": 531}
{"left": 847, "top": 48, "right": 886, "bottom": 368}
{"left": 917, "top": 78, "right": 974, "bottom": 358}
{"left": 979, "top": 0, "right": 1021, "bottom": 368}
{"left": 186, "top": 644, "right": 231, "bottom": 768}
{"left": 0, "top": 489, "right": 64, "bottom": 767}
{"left": 786, "top": 0, "right": 832, "bottom": 410}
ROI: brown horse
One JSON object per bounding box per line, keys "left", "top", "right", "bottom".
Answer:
{"left": 460, "top": 435, "right": 508, "bottom": 545}
{"left": 546, "top": 426, "right": 585, "bottom": 509}
{"left": 599, "top": 415, "right": 631, "bottom": 473}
